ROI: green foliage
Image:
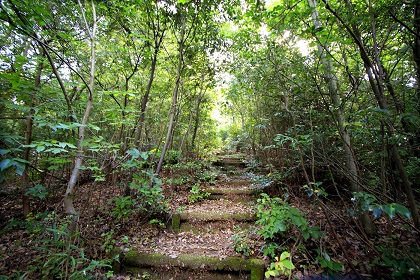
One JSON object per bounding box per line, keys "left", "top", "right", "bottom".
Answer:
{"left": 167, "top": 159, "right": 217, "bottom": 187}
{"left": 250, "top": 174, "right": 273, "bottom": 191}
{"left": 316, "top": 249, "right": 343, "bottom": 274}
{"left": 0, "top": 156, "right": 27, "bottom": 182}
{"left": 350, "top": 192, "right": 411, "bottom": 219}
{"left": 111, "top": 196, "right": 135, "bottom": 220}
{"left": 265, "top": 251, "right": 295, "bottom": 278}
{"left": 197, "top": 170, "right": 218, "bottom": 185}
{"left": 150, "top": 218, "right": 166, "bottom": 228}
{"left": 244, "top": 156, "right": 262, "bottom": 172}
{"left": 24, "top": 140, "right": 77, "bottom": 154}
{"left": 101, "top": 229, "right": 116, "bottom": 254}
{"left": 21, "top": 212, "right": 112, "bottom": 279}
{"left": 188, "top": 184, "right": 210, "bottom": 203}
{"left": 118, "top": 148, "right": 169, "bottom": 219}
{"left": 303, "top": 182, "right": 328, "bottom": 198}
{"left": 131, "top": 180, "right": 169, "bottom": 218}
{"left": 374, "top": 244, "right": 420, "bottom": 278}
{"left": 231, "top": 229, "right": 256, "bottom": 257}
{"left": 25, "top": 184, "right": 48, "bottom": 199}
{"left": 256, "top": 193, "right": 323, "bottom": 275}
{"left": 141, "top": 272, "right": 152, "bottom": 279}
{"left": 256, "top": 193, "right": 322, "bottom": 243}
{"left": 165, "top": 149, "right": 181, "bottom": 165}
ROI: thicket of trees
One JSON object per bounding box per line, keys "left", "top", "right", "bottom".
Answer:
{"left": 1, "top": 0, "right": 227, "bottom": 215}
{"left": 222, "top": 0, "right": 419, "bottom": 230}
{"left": 1, "top": 0, "right": 419, "bottom": 278}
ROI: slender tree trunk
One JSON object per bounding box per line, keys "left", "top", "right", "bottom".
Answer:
{"left": 155, "top": 16, "right": 185, "bottom": 177}
{"left": 21, "top": 53, "right": 44, "bottom": 217}
{"left": 63, "top": 1, "right": 96, "bottom": 232}
{"left": 323, "top": 0, "right": 420, "bottom": 229}
{"left": 191, "top": 70, "right": 205, "bottom": 152}
{"left": 134, "top": 48, "right": 159, "bottom": 149}
{"left": 413, "top": 2, "right": 420, "bottom": 113}
{"left": 309, "top": 0, "right": 375, "bottom": 236}
{"left": 134, "top": 28, "right": 165, "bottom": 150}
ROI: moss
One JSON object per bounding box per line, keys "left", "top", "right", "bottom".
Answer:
{"left": 250, "top": 259, "right": 265, "bottom": 280}
{"left": 109, "top": 248, "right": 123, "bottom": 273}
{"left": 172, "top": 213, "right": 181, "bottom": 231}
{"left": 207, "top": 188, "right": 254, "bottom": 195}
{"left": 179, "top": 212, "right": 255, "bottom": 221}
{"left": 123, "top": 250, "right": 264, "bottom": 276}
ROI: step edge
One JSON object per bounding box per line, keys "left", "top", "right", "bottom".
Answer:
{"left": 123, "top": 250, "right": 265, "bottom": 276}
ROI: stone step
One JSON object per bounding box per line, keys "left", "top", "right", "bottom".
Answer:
{"left": 120, "top": 251, "right": 265, "bottom": 280}
{"left": 177, "top": 220, "right": 253, "bottom": 233}
{"left": 207, "top": 187, "right": 255, "bottom": 196}
{"left": 207, "top": 194, "right": 252, "bottom": 203}
{"left": 172, "top": 212, "right": 256, "bottom": 233}
{"left": 213, "top": 155, "right": 247, "bottom": 168}
{"left": 125, "top": 267, "right": 251, "bottom": 280}
{"left": 172, "top": 212, "right": 256, "bottom": 231}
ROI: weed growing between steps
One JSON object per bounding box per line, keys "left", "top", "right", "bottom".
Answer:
{"left": 230, "top": 191, "right": 330, "bottom": 277}
{"left": 189, "top": 184, "right": 211, "bottom": 203}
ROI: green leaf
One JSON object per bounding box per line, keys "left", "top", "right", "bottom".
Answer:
{"left": 370, "top": 107, "right": 390, "bottom": 115}
{"left": 265, "top": 0, "right": 282, "bottom": 11}
{"left": 140, "top": 151, "right": 149, "bottom": 160}
{"left": 392, "top": 203, "right": 411, "bottom": 219}
{"left": 23, "top": 144, "right": 37, "bottom": 148}
{"left": 36, "top": 145, "right": 46, "bottom": 152}
{"left": 280, "top": 251, "right": 290, "bottom": 261}
{"left": 51, "top": 123, "right": 70, "bottom": 131}
{"left": 282, "top": 260, "right": 295, "bottom": 269}
{"left": 381, "top": 204, "right": 396, "bottom": 218}
{"left": 58, "top": 142, "right": 67, "bottom": 148}
{"left": 0, "top": 159, "right": 11, "bottom": 171}
{"left": 265, "top": 270, "right": 277, "bottom": 278}
{"left": 14, "top": 161, "right": 25, "bottom": 175}
{"left": 127, "top": 148, "right": 140, "bottom": 159}
{"left": 0, "top": 149, "right": 10, "bottom": 155}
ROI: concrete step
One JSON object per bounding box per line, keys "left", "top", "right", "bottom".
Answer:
{"left": 121, "top": 251, "right": 265, "bottom": 280}
{"left": 207, "top": 187, "right": 255, "bottom": 196}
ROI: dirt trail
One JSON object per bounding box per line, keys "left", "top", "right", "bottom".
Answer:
{"left": 117, "top": 154, "right": 265, "bottom": 280}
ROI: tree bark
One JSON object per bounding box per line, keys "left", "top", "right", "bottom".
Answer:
{"left": 134, "top": 6, "right": 166, "bottom": 150}
{"left": 191, "top": 70, "right": 206, "bottom": 152}
{"left": 323, "top": 0, "right": 420, "bottom": 229}
{"left": 134, "top": 46, "right": 160, "bottom": 149}
{"left": 413, "top": 2, "right": 420, "bottom": 113}
{"left": 21, "top": 51, "right": 44, "bottom": 217}
{"left": 63, "top": 1, "right": 96, "bottom": 233}
{"left": 155, "top": 15, "right": 185, "bottom": 178}
{"left": 309, "top": 0, "right": 375, "bottom": 236}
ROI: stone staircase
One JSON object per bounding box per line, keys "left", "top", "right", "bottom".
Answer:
{"left": 116, "top": 154, "right": 264, "bottom": 279}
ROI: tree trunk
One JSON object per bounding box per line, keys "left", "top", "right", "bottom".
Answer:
{"left": 134, "top": 47, "right": 160, "bottom": 150}
{"left": 191, "top": 70, "right": 206, "bottom": 152}
{"left": 134, "top": 17, "right": 166, "bottom": 150}
{"left": 21, "top": 53, "right": 44, "bottom": 217}
{"left": 413, "top": 2, "right": 420, "bottom": 113}
{"left": 63, "top": 1, "right": 96, "bottom": 236}
{"left": 155, "top": 15, "right": 185, "bottom": 178}
{"left": 323, "top": 0, "right": 420, "bottom": 229}
{"left": 309, "top": 0, "right": 375, "bottom": 236}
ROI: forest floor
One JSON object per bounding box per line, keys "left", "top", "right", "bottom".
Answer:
{"left": 0, "top": 154, "right": 419, "bottom": 279}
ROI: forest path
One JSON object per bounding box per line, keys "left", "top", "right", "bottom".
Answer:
{"left": 118, "top": 154, "right": 265, "bottom": 280}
